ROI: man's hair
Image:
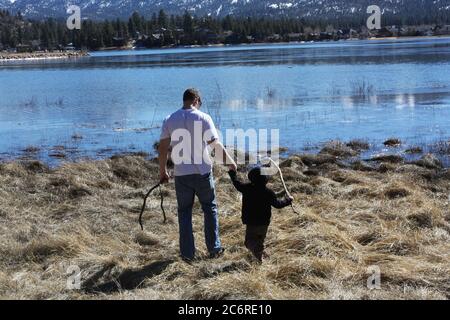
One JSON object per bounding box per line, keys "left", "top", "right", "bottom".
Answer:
{"left": 183, "top": 88, "right": 201, "bottom": 102}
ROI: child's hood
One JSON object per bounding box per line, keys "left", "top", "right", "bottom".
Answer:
{"left": 248, "top": 167, "right": 269, "bottom": 185}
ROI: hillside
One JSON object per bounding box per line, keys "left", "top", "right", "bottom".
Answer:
{"left": 0, "top": 0, "right": 448, "bottom": 21}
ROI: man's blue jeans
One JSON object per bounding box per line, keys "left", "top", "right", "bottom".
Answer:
{"left": 174, "top": 172, "right": 222, "bottom": 259}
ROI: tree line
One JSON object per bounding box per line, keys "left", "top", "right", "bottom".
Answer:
{"left": 1, "top": 9, "right": 449, "bottom": 51}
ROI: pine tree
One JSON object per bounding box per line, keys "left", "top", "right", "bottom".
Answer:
{"left": 158, "top": 9, "right": 167, "bottom": 29}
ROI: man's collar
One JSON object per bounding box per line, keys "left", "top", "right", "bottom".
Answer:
{"left": 182, "top": 105, "right": 197, "bottom": 110}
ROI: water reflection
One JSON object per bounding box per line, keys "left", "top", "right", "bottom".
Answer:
{"left": 0, "top": 38, "right": 449, "bottom": 166}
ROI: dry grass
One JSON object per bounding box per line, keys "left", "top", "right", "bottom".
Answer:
{"left": 0, "top": 149, "right": 449, "bottom": 300}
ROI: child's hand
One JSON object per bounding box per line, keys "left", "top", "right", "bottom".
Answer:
{"left": 228, "top": 163, "right": 237, "bottom": 172}
{"left": 228, "top": 170, "right": 237, "bottom": 178}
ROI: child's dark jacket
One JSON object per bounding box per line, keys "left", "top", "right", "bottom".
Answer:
{"left": 228, "top": 170, "right": 292, "bottom": 226}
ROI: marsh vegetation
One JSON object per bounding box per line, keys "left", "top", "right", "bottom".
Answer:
{"left": 0, "top": 140, "right": 449, "bottom": 299}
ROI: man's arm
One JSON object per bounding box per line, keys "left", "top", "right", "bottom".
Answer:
{"left": 202, "top": 114, "right": 237, "bottom": 172}
{"left": 209, "top": 139, "right": 237, "bottom": 172}
{"left": 158, "top": 138, "right": 171, "bottom": 183}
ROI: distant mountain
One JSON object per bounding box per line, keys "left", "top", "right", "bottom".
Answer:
{"left": 0, "top": 0, "right": 13, "bottom": 8}
{"left": 0, "top": 0, "right": 448, "bottom": 20}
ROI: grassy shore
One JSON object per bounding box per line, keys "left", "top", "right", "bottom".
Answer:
{"left": 0, "top": 141, "right": 449, "bottom": 299}
{"left": 0, "top": 51, "right": 88, "bottom": 61}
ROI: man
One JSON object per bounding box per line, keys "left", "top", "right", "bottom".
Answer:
{"left": 158, "top": 88, "right": 237, "bottom": 261}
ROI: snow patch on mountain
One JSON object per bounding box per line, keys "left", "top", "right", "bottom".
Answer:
{"left": 0, "top": 0, "right": 447, "bottom": 20}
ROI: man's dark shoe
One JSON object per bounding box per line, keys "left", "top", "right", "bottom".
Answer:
{"left": 209, "top": 248, "right": 225, "bottom": 259}
{"left": 181, "top": 255, "right": 196, "bottom": 264}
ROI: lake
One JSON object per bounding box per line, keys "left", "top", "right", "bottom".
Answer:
{"left": 1, "top": 38, "right": 450, "bottom": 165}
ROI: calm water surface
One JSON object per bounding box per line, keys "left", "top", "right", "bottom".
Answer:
{"left": 1, "top": 38, "right": 449, "bottom": 165}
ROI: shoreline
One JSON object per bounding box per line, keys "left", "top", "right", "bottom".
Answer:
{"left": 50, "top": 34, "right": 450, "bottom": 54}
{"left": 2, "top": 138, "right": 449, "bottom": 170}
{"left": 0, "top": 51, "right": 89, "bottom": 62}
{"left": 1, "top": 35, "right": 448, "bottom": 60}
{"left": 367, "top": 35, "right": 450, "bottom": 41}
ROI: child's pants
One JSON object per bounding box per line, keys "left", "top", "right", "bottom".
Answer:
{"left": 245, "top": 225, "right": 269, "bottom": 261}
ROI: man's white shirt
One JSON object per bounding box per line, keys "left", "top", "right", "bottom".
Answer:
{"left": 160, "top": 108, "right": 219, "bottom": 176}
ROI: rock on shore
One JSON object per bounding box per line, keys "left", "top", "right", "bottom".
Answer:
{"left": 0, "top": 51, "right": 88, "bottom": 61}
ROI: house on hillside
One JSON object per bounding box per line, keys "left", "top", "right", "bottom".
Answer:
{"left": 208, "top": 32, "right": 221, "bottom": 43}
{"left": 174, "top": 28, "right": 185, "bottom": 41}
{"left": 223, "top": 30, "right": 233, "bottom": 37}
{"left": 287, "top": 33, "right": 303, "bottom": 41}
{"left": 29, "top": 40, "right": 41, "bottom": 51}
{"left": 434, "top": 25, "right": 450, "bottom": 35}
{"left": 319, "top": 32, "right": 333, "bottom": 40}
{"left": 337, "top": 29, "right": 358, "bottom": 39}
{"left": 16, "top": 44, "right": 32, "bottom": 53}
{"left": 371, "top": 27, "right": 393, "bottom": 38}
{"left": 267, "top": 34, "right": 282, "bottom": 42}
{"left": 112, "top": 37, "right": 128, "bottom": 47}
{"left": 414, "top": 25, "right": 435, "bottom": 36}
{"left": 64, "top": 43, "right": 76, "bottom": 51}
{"left": 133, "top": 35, "right": 149, "bottom": 48}
{"left": 224, "top": 32, "right": 240, "bottom": 44}
{"left": 151, "top": 28, "right": 175, "bottom": 45}
{"left": 193, "top": 28, "right": 221, "bottom": 44}
{"left": 387, "top": 25, "right": 403, "bottom": 37}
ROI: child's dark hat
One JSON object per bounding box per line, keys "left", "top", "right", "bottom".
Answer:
{"left": 248, "top": 167, "right": 269, "bottom": 185}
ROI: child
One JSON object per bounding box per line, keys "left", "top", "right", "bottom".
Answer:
{"left": 228, "top": 167, "right": 293, "bottom": 262}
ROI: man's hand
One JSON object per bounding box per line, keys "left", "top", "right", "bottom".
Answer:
{"left": 158, "top": 138, "right": 171, "bottom": 184}
{"left": 160, "top": 170, "right": 170, "bottom": 184}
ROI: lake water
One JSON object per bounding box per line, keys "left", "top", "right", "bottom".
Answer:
{"left": 1, "top": 38, "right": 450, "bottom": 165}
